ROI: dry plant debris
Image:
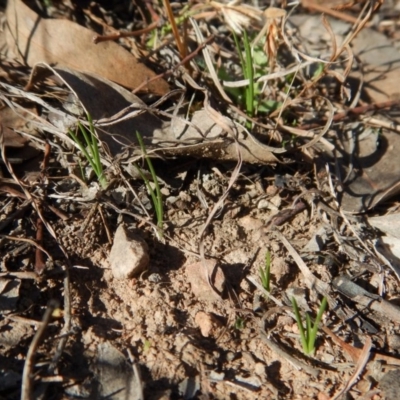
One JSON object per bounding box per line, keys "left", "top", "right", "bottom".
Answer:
{"left": 1, "top": 0, "right": 400, "bottom": 399}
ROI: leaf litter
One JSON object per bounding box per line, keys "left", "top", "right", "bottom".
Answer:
{"left": 1, "top": 0, "right": 400, "bottom": 399}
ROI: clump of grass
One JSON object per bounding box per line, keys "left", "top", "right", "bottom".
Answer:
{"left": 291, "top": 296, "right": 328, "bottom": 356}
{"left": 231, "top": 31, "right": 284, "bottom": 129}
{"left": 134, "top": 132, "right": 164, "bottom": 238}
{"left": 68, "top": 113, "right": 107, "bottom": 189}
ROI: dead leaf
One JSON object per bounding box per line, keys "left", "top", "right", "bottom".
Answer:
{"left": 23, "top": 63, "right": 279, "bottom": 164}
{"left": 351, "top": 28, "right": 400, "bottom": 103}
{"left": 0, "top": 107, "right": 28, "bottom": 148}
{"left": 368, "top": 213, "right": 400, "bottom": 240}
{"left": 336, "top": 128, "right": 400, "bottom": 213}
{"left": 5, "top": 0, "right": 169, "bottom": 96}
{"left": 0, "top": 106, "right": 40, "bottom": 163}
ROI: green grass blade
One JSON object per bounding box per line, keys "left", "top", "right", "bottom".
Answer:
{"left": 233, "top": 31, "right": 246, "bottom": 77}
{"left": 86, "top": 113, "right": 102, "bottom": 173}
{"left": 68, "top": 128, "right": 94, "bottom": 171}
{"left": 136, "top": 132, "right": 163, "bottom": 234}
{"left": 310, "top": 297, "right": 328, "bottom": 347}
{"left": 305, "top": 313, "right": 312, "bottom": 353}
{"left": 133, "top": 162, "right": 157, "bottom": 207}
{"left": 243, "top": 30, "right": 254, "bottom": 119}
{"left": 68, "top": 115, "right": 107, "bottom": 188}
{"left": 259, "top": 250, "right": 271, "bottom": 292}
{"left": 291, "top": 297, "right": 308, "bottom": 354}
{"left": 264, "top": 250, "right": 271, "bottom": 291}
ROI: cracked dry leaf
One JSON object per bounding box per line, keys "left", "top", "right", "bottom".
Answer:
{"left": 210, "top": 1, "right": 263, "bottom": 33}
{"left": 20, "top": 63, "right": 279, "bottom": 164}
{"left": 4, "top": 0, "right": 169, "bottom": 96}
{"left": 302, "top": 0, "right": 381, "bottom": 11}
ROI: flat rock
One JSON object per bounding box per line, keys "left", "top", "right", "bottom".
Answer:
{"left": 185, "top": 259, "right": 225, "bottom": 301}
{"left": 91, "top": 342, "right": 142, "bottom": 400}
{"left": 109, "top": 225, "right": 149, "bottom": 279}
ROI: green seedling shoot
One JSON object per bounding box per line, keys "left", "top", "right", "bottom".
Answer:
{"left": 233, "top": 30, "right": 254, "bottom": 128}
{"left": 134, "top": 132, "right": 164, "bottom": 238}
{"left": 291, "top": 296, "right": 327, "bottom": 355}
{"left": 260, "top": 250, "right": 271, "bottom": 292}
{"left": 68, "top": 113, "right": 107, "bottom": 189}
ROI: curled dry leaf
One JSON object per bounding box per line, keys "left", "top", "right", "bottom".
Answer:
{"left": 0, "top": 106, "right": 41, "bottom": 163}
{"left": 23, "top": 63, "right": 279, "bottom": 164}
{"left": 5, "top": 0, "right": 169, "bottom": 95}
{"left": 210, "top": 1, "right": 263, "bottom": 33}
{"left": 302, "top": 0, "right": 382, "bottom": 11}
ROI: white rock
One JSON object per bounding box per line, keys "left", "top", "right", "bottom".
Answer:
{"left": 109, "top": 225, "right": 149, "bottom": 279}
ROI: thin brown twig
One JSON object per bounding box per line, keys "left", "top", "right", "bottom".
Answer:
{"left": 0, "top": 127, "right": 73, "bottom": 378}
{"left": 330, "top": 336, "right": 372, "bottom": 400}
{"left": 1, "top": 234, "right": 53, "bottom": 261}
{"left": 21, "top": 300, "right": 59, "bottom": 400}
{"left": 163, "top": 0, "right": 187, "bottom": 61}
{"left": 259, "top": 330, "right": 320, "bottom": 377}
{"left": 298, "top": 99, "right": 400, "bottom": 131}
{"left": 35, "top": 142, "right": 51, "bottom": 274}
{"left": 93, "top": 21, "right": 159, "bottom": 44}
{"left": 300, "top": 0, "right": 375, "bottom": 26}
{"left": 34, "top": 216, "right": 46, "bottom": 273}
{"left": 132, "top": 35, "right": 214, "bottom": 94}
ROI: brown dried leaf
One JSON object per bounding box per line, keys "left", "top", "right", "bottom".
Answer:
{"left": 0, "top": 107, "right": 29, "bottom": 148}
{"left": 8, "top": 63, "right": 279, "bottom": 164}
{"left": 5, "top": 0, "right": 169, "bottom": 96}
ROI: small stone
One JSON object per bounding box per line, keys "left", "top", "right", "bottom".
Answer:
{"left": 148, "top": 273, "right": 162, "bottom": 283}
{"left": 254, "top": 362, "right": 265, "bottom": 376}
{"left": 195, "top": 311, "right": 222, "bottom": 337}
{"left": 108, "top": 225, "right": 149, "bottom": 279}
{"left": 185, "top": 260, "right": 225, "bottom": 301}
{"left": 238, "top": 216, "right": 263, "bottom": 231}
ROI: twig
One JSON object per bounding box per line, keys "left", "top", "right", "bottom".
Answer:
{"left": 1, "top": 234, "right": 53, "bottom": 261}
{"left": 21, "top": 300, "right": 59, "bottom": 400}
{"left": 0, "top": 126, "right": 73, "bottom": 378}
{"left": 298, "top": 99, "right": 400, "bottom": 131}
{"left": 259, "top": 330, "right": 320, "bottom": 377}
{"left": 132, "top": 34, "right": 214, "bottom": 94}
{"left": 48, "top": 263, "right": 72, "bottom": 374}
{"left": 300, "top": 0, "right": 374, "bottom": 26}
{"left": 264, "top": 200, "right": 307, "bottom": 229}
{"left": 330, "top": 336, "right": 372, "bottom": 400}
{"left": 35, "top": 142, "right": 51, "bottom": 274}
{"left": 93, "top": 21, "right": 159, "bottom": 44}
{"left": 274, "top": 229, "right": 335, "bottom": 305}
{"left": 333, "top": 275, "right": 400, "bottom": 324}
{"left": 127, "top": 349, "right": 144, "bottom": 400}
{"left": 34, "top": 216, "right": 46, "bottom": 273}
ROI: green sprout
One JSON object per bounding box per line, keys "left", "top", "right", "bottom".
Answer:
{"left": 68, "top": 113, "right": 107, "bottom": 189}
{"left": 143, "top": 339, "right": 152, "bottom": 352}
{"left": 260, "top": 250, "right": 271, "bottom": 292}
{"left": 134, "top": 132, "right": 164, "bottom": 238}
{"left": 291, "top": 296, "right": 327, "bottom": 356}
{"left": 233, "top": 30, "right": 254, "bottom": 128}
{"left": 230, "top": 31, "right": 286, "bottom": 129}
{"left": 234, "top": 317, "right": 245, "bottom": 330}
{"left": 312, "top": 62, "right": 325, "bottom": 80}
